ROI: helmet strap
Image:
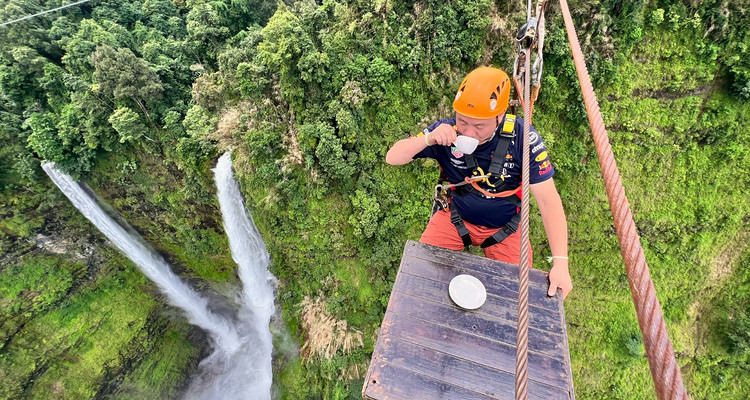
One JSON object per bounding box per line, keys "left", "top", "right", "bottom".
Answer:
{"left": 484, "top": 116, "right": 502, "bottom": 143}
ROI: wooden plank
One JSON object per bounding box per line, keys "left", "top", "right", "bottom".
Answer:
{"left": 384, "top": 315, "right": 571, "bottom": 390}
{"left": 365, "top": 360, "right": 495, "bottom": 400}
{"left": 388, "top": 288, "right": 567, "bottom": 361}
{"left": 373, "top": 338, "right": 571, "bottom": 400}
{"left": 556, "top": 291, "right": 576, "bottom": 400}
{"left": 405, "top": 241, "right": 551, "bottom": 288}
{"left": 395, "top": 272, "right": 565, "bottom": 335}
{"left": 400, "top": 257, "right": 559, "bottom": 312}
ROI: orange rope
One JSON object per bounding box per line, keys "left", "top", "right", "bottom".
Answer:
{"left": 558, "top": 0, "right": 689, "bottom": 398}
{"left": 464, "top": 178, "right": 518, "bottom": 198}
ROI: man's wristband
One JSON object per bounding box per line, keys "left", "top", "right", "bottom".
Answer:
{"left": 551, "top": 256, "right": 568, "bottom": 260}
{"left": 424, "top": 132, "right": 431, "bottom": 146}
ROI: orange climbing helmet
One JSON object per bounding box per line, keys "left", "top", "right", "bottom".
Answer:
{"left": 452, "top": 67, "right": 511, "bottom": 119}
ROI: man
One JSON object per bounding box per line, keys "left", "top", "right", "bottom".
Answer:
{"left": 385, "top": 66, "right": 572, "bottom": 299}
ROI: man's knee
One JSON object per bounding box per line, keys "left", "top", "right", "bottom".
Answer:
{"left": 420, "top": 211, "right": 465, "bottom": 251}
{"left": 483, "top": 232, "right": 532, "bottom": 265}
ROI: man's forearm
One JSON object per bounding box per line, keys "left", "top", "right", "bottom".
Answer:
{"left": 385, "top": 135, "right": 430, "bottom": 165}
{"left": 532, "top": 180, "right": 572, "bottom": 298}
{"left": 532, "top": 180, "right": 568, "bottom": 257}
{"left": 540, "top": 197, "right": 568, "bottom": 258}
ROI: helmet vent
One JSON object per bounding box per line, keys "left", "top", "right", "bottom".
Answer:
{"left": 490, "top": 92, "right": 498, "bottom": 100}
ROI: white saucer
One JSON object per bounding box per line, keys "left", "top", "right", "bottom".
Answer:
{"left": 448, "top": 274, "right": 487, "bottom": 310}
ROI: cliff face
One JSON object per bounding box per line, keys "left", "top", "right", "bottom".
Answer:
{"left": 0, "top": 165, "right": 213, "bottom": 399}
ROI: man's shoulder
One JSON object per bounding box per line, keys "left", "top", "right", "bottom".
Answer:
{"left": 510, "top": 116, "right": 543, "bottom": 145}
{"left": 426, "top": 117, "right": 457, "bottom": 132}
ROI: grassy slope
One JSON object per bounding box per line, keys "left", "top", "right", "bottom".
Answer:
{"left": 531, "top": 19, "right": 750, "bottom": 399}
{"left": 0, "top": 235, "right": 202, "bottom": 400}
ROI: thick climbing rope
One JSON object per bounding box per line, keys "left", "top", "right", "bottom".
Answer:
{"left": 557, "top": 0, "right": 689, "bottom": 398}
{"left": 512, "top": 0, "right": 551, "bottom": 396}
{"left": 513, "top": 0, "right": 545, "bottom": 397}
{"left": 513, "top": 45, "right": 532, "bottom": 400}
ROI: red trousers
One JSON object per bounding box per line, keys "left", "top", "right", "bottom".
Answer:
{"left": 419, "top": 210, "right": 532, "bottom": 265}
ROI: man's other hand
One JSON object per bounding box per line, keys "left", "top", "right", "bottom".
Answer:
{"left": 548, "top": 259, "right": 572, "bottom": 299}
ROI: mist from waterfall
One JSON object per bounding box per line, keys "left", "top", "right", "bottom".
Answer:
{"left": 43, "top": 153, "right": 277, "bottom": 400}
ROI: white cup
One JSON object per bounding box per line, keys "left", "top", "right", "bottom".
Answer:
{"left": 454, "top": 135, "right": 479, "bottom": 154}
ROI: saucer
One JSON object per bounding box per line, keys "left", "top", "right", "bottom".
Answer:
{"left": 448, "top": 274, "right": 487, "bottom": 310}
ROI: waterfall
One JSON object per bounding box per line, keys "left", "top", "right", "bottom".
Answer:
{"left": 182, "top": 153, "right": 276, "bottom": 399}
{"left": 43, "top": 154, "right": 277, "bottom": 400}
{"left": 42, "top": 163, "right": 240, "bottom": 352}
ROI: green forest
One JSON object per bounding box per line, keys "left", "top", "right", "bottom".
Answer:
{"left": 1, "top": 0, "right": 749, "bottom": 398}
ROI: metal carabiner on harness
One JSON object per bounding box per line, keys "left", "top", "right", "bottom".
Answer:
{"left": 512, "top": 0, "right": 549, "bottom": 114}
{"left": 516, "top": 17, "right": 538, "bottom": 48}
{"left": 433, "top": 184, "right": 449, "bottom": 210}
{"left": 433, "top": 174, "right": 491, "bottom": 210}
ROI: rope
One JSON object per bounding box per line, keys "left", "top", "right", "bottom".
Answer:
{"left": 514, "top": 2, "right": 535, "bottom": 397}
{"left": 557, "top": 0, "right": 689, "bottom": 398}
{"left": 464, "top": 178, "right": 518, "bottom": 198}
{"left": 513, "top": 45, "right": 531, "bottom": 400}
{"left": 0, "top": 0, "right": 96, "bottom": 28}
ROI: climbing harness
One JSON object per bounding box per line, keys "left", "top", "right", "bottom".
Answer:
{"left": 429, "top": 112, "right": 522, "bottom": 249}
{"left": 432, "top": 170, "right": 522, "bottom": 250}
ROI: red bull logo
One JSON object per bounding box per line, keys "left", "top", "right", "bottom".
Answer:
{"left": 538, "top": 160, "right": 552, "bottom": 175}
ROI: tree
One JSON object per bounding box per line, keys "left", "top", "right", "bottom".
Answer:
{"left": 208, "top": 0, "right": 275, "bottom": 35}
{"left": 108, "top": 107, "right": 150, "bottom": 144}
{"left": 185, "top": 4, "right": 230, "bottom": 61}
{"left": 0, "top": 47, "right": 50, "bottom": 107}
{"left": 24, "top": 112, "right": 64, "bottom": 162}
{"left": 0, "top": 0, "right": 65, "bottom": 61}
{"left": 61, "top": 19, "right": 129, "bottom": 77}
{"left": 91, "top": 45, "right": 163, "bottom": 121}
{"left": 313, "top": 122, "right": 356, "bottom": 181}
{"left": 25, "top": 111, "right": 98, "bottom": 175}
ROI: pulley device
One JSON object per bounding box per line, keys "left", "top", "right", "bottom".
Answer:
{"left": 511, "top": 0, "right": 549, "bottom": 116}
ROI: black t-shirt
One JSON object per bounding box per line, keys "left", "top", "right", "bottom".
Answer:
{"left": 414, "top": 116, "right": 555, "bottom": 228}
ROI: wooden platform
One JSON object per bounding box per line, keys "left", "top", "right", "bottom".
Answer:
{"left": 363, "top": 241, "right": 574, "bottom": 400}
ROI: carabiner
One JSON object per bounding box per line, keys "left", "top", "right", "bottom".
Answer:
{"left": 516, "top": 17, "right": 538, "bottom": 47}
{"left": 471, "top": 167, "right": 490, "bottom": 185}
{"left": 433, "top": 184, "right": 450, "bottom": 210}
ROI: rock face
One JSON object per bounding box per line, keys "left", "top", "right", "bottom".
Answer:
{"left": 32, "top": 234, "right": 93, "bottom": 258}
{"left": 32, "top": 234, "right": 68, "bottom": 254}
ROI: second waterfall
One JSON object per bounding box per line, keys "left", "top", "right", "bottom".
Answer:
{"left": 184, "top": 153, "right": 277, "bottom": 400}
